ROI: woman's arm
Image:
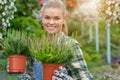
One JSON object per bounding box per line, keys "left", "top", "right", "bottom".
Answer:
{"left": 65, "top": 40, "right": 93, "bottom": 80}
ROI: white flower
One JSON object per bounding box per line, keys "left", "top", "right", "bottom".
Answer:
{"left": 115, "top": 20, "right": 118, "bottom": 24}
{"left": 111, "top": 1, "right": 115, "bottom": 4}
{"left": 108, "top": 11, "right": 112, "bottom": 16}
{"left": 5, "top": 6, "right": 8, "bottom": 11}
{"left": 13, "top": 6, "right": 17, "bottom": 12}
{"left": 2, "top": 12, "right": 6, "bottom": 16}
{"left": 1, "top": 1, "right": 5, "bottom": 5}
{"left": 108, "top": 7, "right": 111, "bottom": 10}
{"left": 8, "top": 23, "right": 10, "bottom": 26}
{"left": 11, "top": 15, "right": 14, "bottom": 19}
{"left": 0, "top": 1, "right": 2, "bottom": 4}
{"left": 105, "top": 10, "right": 109, "bottom": 14}
{"left": 4, "top": 0, "right": 7, "bottom": 4}
{"left": 6, "top": 19, "right": 9, "bottom": 23}
{"left": 10, "top": 2, "right": 14, "bottom": 6}
{"left": 106, "top": 1, "right": 111, "bottom": 5}
{"left": 2, "top": 18, "right": 5, "bottom": 22}
{"left": 9, "top": 6, "right": 12, "bottom": 9}
{"left": 2, "top": 22, "right": 7, "bottom": 27}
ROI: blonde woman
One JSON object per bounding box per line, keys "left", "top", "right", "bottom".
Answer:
{"left": 35, "top": 0, "right": 93, "bottom": 80}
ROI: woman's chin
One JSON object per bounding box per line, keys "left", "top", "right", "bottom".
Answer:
{"left": 47, "top": 31, "right": 56, "bottom": 34}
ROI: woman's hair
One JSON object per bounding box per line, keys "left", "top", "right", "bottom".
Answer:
{"left": 41, "top": 0, "right": 68, "bottom": 35}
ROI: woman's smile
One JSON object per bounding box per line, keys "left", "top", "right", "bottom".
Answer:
{"left": 47, "top": 26, "right": 56, "bottom": 30}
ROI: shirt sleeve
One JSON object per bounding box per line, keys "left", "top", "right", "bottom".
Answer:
{"left": 65, "top": 40, "right": 93, "bottom": 80}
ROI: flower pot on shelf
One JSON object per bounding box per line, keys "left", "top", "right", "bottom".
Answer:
{"left": 43, "top": 63, "right": 64, "bottom": 80}
{"left": 8, "top": 55, "right": 27, "bottom": 73}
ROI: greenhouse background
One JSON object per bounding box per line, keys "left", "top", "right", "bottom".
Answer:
{"left": 0, "top": 0, "right": 120, "bottom": 80}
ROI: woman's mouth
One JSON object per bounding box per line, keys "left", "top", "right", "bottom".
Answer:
{"left": 47, "top": 26, "right": 56, "bottom": 30}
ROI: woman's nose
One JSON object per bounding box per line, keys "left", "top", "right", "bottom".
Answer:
{"left": 49, "top": 19, "right": 54, "bottom": 24}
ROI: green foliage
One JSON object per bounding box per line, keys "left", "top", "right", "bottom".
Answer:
{"left": 83, "top": 45, "right": 96, "bottom": 53}
{"left": 7, "top": 76, "right": 18, "bottom": 80}
{"left": 111, "top": 24, "right": 120, "bottom": 46}
{"left": 15, "top": 0, "right": 41, "bottom": 17}
{"left": 90, "top": 65, "right": 120, "bottom": 80}
{"left": 9, "top": 17, "right": 44, "bottom": 37}
{"left": 10, "top": 17, "right": 41, "bottom": 32}
{"left": 30, "top": 35, "right": 73, "bottom": 64}
{"left": 0, "top": 58, "right": 7, "bottom": 71}
{"left": 3, "top": 30, "right": 31, "bottom": 57}
{"left": 84, "top": 52, "right": 104, "bottom": 67}
{"left": 66, "top": 0, "right": 77, "bottom": 12}
{"left": 67, "top": 17, "right": 81, "bottom": 36}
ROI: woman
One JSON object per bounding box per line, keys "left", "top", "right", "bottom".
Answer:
{"left": 40, "top": 0, "right": 93, "bottom": 80}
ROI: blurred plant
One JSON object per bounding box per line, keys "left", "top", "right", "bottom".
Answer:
{"left": 10, "top": 17, "right": 40, "bottom": 31}
{"left": 0, "top": 58, "right": 7, "bottom": 71}
{"left": 90, "top": 65, "right": 120, "bottom": 80}
{"left": 111, "top": 24, "right": 120, "bottom": 48}
{"left": 14, "top": 0, "right": 41, "bottom": 17}
{"left": 98, "top": 0, "right": 120, "bottom": 24}
{"left": 9, "top": 17, "right": 44, "bottom": 37}
{"left": 6, "top": 76, "right": 18, "bottom": 80}
{"left": 72, "top": 1, "right": 98, "bottom": 25}
{"left": 32, "top": 8, "right": 42, "bottom": 23}
{"left": 0, "top": 0, "right": 17, "bottom": 32}
{"left": 67, "top": 17, "right": 81, "bottom": 36}
{"left": 84, "top": 52, "right": 104, "bottom": 67}
{"left": 66, "top": 0, "right": 77, "bottom": 12}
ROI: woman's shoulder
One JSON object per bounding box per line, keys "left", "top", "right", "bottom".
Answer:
{"left": 58, "top": 32, "right": 79, "bottom": 45}
{"left": 64, "top": 35, "right": 79, "bottom": 45}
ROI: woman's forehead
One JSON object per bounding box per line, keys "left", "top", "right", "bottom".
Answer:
{"left": 43, "top": 8, "right": 64, "bottom": 16}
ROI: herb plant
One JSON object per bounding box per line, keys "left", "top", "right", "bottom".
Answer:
{"left": 3, "top": 30, "right": 31, "bottom": 57}
{"left": 31, "top": 35, "right": 73, "bottom": 64}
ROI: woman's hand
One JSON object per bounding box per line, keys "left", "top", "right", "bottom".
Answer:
{"left": 52, "top": 66, "right": 73, "bottom": 80}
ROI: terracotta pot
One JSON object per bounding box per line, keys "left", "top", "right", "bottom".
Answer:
{"left": 43, "top": 63, "right": 64, "bottom": 80}
{"left": 8, "top": 55, "right": 27, "bottom": 73}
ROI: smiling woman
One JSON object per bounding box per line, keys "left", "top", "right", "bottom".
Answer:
{"left": 33, "top": 0, "right": 93, "bottom": 80}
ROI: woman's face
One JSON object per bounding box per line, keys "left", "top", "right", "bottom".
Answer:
{"left": 42, "top": 8, "right": 65, "bottom": 34}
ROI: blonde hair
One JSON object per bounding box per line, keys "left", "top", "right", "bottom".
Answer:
{"left": 42, "top": 0, "right": 68, "bottom": 35}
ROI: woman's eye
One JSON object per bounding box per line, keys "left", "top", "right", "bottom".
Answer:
{"left": 54, "top": 17, "right": 60, "bottom": 20}
{"left": 44, "top": 17, "right": 50, "bottom": 20}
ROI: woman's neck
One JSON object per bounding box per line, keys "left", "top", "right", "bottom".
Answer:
{"left": 48, "top": 32, "right": 62, "bottom": 41}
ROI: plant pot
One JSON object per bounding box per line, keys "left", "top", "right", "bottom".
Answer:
{"left": 8, "top": 55, "right": 27, "bottom": 73}
{"left": 43, "top": 63, "right": 64, "bottom": 80}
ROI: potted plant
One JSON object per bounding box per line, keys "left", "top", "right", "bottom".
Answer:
{"left": 3, "top": 30, "right": 31, "bottom": 73}
{"left": 30, "top": 35, "right": 73, "bottom": 80}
